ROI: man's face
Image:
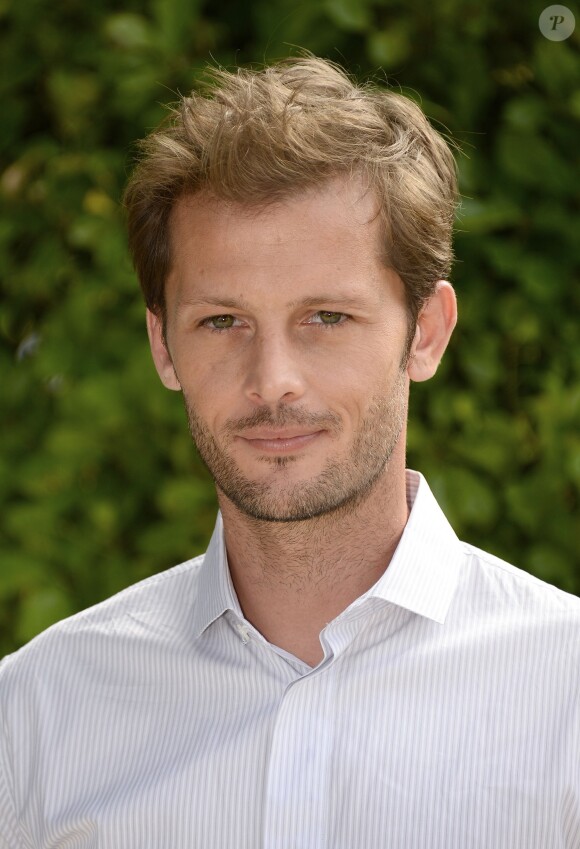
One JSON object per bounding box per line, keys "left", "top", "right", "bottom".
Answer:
{"left": 152, "top": 177, "right": 414, "bottom": 523}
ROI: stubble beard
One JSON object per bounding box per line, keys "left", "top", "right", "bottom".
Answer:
{"left": 181, "top": 368, "right": 408, "bottom": 524}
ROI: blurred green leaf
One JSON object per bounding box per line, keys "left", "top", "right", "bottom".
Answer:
{"left": 368, "top": 23, "right": 411, "bottom": 69}
{"left": 324, "top": 0, "right": 371, "bottom": 31}
{"left": 497, "top": 130, "right": 574, "bottom": 193}
{"left": 104, "top": 13, "right": 154, "bottom": 50}
{"left": 458, "top": 197, "right": 521, "bottom": 233}
{"left": 15, "top": 586, "right": 74, "bottom": 645}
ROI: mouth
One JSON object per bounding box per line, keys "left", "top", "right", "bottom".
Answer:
{"left": 237, "top": 431, "right": 325, "bottom": 454}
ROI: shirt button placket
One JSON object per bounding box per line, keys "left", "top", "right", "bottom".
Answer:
{"left": 263, "top": 669, "right": 335, "bottom": 849}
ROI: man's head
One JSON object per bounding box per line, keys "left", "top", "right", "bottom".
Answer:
{"left": 125, "top": 56, "right": 458, "bottom": 523}
{"left": 124, "top": 55, "right": 458, "bottom": 341}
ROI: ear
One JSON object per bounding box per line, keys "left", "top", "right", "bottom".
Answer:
{"left": 146, "top": 309, "right": 181, "bottom": 391}
{"left": 407, "top": 281, "right": 457, "bottom": 383}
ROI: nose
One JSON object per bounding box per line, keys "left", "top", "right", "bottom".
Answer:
{"left": 243, "top": 331, "right": 307, "bottom": 406}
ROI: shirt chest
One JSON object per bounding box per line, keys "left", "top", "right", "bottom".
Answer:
{"left": 16, "top": 615, "right": 577, "bottom": 849}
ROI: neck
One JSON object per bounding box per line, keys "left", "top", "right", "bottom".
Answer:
{"left": 218, "top": 455, "right": 409, "bottom": 667}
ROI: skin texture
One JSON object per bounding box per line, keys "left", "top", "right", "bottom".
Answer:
{"left": 147, "top": 176, "right": 457, "bottom": 665}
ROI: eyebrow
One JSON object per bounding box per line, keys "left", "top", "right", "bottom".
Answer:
{"left": 180, "top": 293, "right": 371, "bottom": 310}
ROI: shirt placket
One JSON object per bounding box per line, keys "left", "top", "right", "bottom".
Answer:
{"left": 263, "top": 664, "right": 336, "bottom": 849}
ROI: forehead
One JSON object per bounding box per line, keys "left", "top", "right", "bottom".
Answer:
{"left": 170, "top": 175, "right": 382, "bottom": 255}
{"left": 165, "top": 175, "right": 402, "bottom": 309}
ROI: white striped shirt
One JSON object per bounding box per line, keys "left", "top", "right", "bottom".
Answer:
{"left": 1, "top": 470, "right": 580, "bottom": 848}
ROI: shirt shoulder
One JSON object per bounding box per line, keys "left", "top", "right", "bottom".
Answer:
{"left": 0, "top": 554, "right": 206, "bottom": 685}
{"left": 439, "top": 543, "right": 580, "bottom": 713}
{"left": 459, "top": 541, "right": 580, "bottom": 639}
{"left": 0, "top": 555, "right": 210, "bottom": 844}
{"left": 464, "top": 541, "right": 580, "bottom": 605}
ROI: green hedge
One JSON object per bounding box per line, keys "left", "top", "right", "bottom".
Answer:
{"left": 1, "top": 0, "right": 579, "bottom": 654}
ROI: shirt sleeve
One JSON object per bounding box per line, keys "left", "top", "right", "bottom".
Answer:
{"left": 0, "top": 667, "right": 26, "bottom": 849}
{"left": 563, "top": 680, "right": 580, "bottom": 848}
{"left": 0, "top": 770, "right": 23, "bottom": 848}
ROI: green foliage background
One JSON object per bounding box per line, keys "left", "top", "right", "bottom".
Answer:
{"left": 1, "top": 0, "right": 579, "bottom": 655}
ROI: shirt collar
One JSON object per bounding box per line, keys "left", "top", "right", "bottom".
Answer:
{"left": 359, "top": 470, "right": 463, "bottom": 624}
{"left": 191, "top": 470, "right": 464, "bottom": 639}
{"left": 191, "top": 510, "right": 243, "bottom": 640}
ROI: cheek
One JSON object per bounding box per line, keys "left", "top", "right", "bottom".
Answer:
{"left": 336, "top": 334, "right": 402, "bottom": 382}
{"left": 178, "top": 352, "right": 249, "bottom": 433}
{"left": 172, "top": 336, "right": 237, "bottom": 387}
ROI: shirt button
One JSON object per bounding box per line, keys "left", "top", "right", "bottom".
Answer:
{"left": 236, "top": 622, "right": 250, "bottom": 644}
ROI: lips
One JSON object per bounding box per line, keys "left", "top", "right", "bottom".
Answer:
{"left": 238, "top": 430, "right": 324, "bottom": 453}
{"left": 240, "top": 429, "right": 322, "bottom": 440}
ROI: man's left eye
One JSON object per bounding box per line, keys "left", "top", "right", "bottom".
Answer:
{"left": 310, "top": 311, "right": 348, "bottom": 327}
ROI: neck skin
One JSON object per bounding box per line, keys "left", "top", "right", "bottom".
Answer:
{"left": 218, "top": 437, "right": 409, "bottom": 668}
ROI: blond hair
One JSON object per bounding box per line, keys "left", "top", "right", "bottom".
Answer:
{"left": 124, "top": 56, "right": 458, "bottom": 331}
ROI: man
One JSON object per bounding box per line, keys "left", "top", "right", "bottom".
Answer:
{"left": 1, "top": 56, "right": 579, "bottom": 848}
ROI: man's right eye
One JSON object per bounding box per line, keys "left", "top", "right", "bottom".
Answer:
{"left": 200, "top": 315, "right": 239, "bottom": 332}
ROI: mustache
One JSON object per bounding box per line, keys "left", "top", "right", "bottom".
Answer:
{"left": 223, "top": 405, "right": 342, "bottom": 437}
